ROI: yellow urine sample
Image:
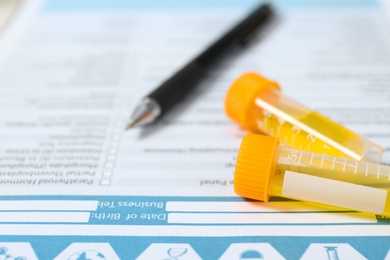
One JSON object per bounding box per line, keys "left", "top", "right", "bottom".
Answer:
{"left": 225, "top": 72, "right": 382, "bottom": 163}
{"left": 234, "top": 134, "right": 390, "bottom": 216}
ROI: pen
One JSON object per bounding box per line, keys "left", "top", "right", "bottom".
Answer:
{"left": 126, "top": 3, "right": 274, "bottom": 129}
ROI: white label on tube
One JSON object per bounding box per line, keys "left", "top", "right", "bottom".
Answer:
{"left": 282, "top": 171, "right": 387, "bottom": 214}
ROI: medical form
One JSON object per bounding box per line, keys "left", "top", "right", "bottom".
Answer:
{"left": 0, "top": 0, "right": 389, "bottom": 259}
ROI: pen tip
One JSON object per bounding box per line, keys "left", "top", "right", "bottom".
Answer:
{"left": 124, "top": 117, "right": 150, "bottom": 130}
{"left": 125, "top": 114, "right": 151, "bottom": 130}
{"left": 125, "top": 98, "right": 161, "bottom": 130}
{"left": 125, "top": 122, "right": 135, "bottom": 130}
{"left": 124, "top": 117, "right": 143, "bottom": 130}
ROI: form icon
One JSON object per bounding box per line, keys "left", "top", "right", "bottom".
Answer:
{"left": 0, "top": 246, "right": 26, "bottom": 260}
{"left": 219, "top": 243, "right": 284, "bottom": 259}
{"left": 301, "top": 243, "right": 366, "bottom": 259}
{"left": 324, "top": 246, "right": 339, "bottom": 260}
{"left": 0, "top": 243, "right": 37, "bottom": 260}
{"left": 165, "top": 248, "right": 188, "bottom": 260}
{"left": 68, "top": 250, "right": 106, "bottom": 260}
{"left": 55, "top": 243, "right": 119, "bottom": 260}
{"left": 240, "top": 249, "right": 263, "bottom": 260}
{"left": 137, "top": 244, "right": 200, "bottom": 260}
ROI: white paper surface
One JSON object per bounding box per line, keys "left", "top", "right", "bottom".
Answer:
{"left": 0, "top": 0, "right": 389, "bottom": 259}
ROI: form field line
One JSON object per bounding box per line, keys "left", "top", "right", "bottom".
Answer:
{"left": 0, "top": 200, "right": 98, "bottom": 211}
{"left": 0, "top": 212, "right": 90, "bottom": 223}
{"left": 167, "top": 212, "right": 377, "bottom": 224}
{"left": 166, "top": 201, "right": 349, "bottom": 212}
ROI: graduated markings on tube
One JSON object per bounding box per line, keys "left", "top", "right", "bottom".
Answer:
{"left": 282, "top": 171, "right": 387, "bottom": 214}
{"left": 388, "top": 167, "right": 390, "bottom": 180}
{"left": 377, "top": 166, "right": 380, "bottom": 178}
{"left": 291, "top": 134, "right": 295, "bottom": 146}
{"left": 343, "top": 158, "right": 347, "bottom": 172}
{"left": 292, "top": 125, "right": 300, "bottom": 146}
{"left": 298, "top": 150, "right": 303, "bottom": 163}
{"left": 309, "top": 153, "right": 314, "bottom": 165}
{"left": 277, "top": 117, "right": 285, "bottom": 136}
{"left": 254, "top": 98, "right": 361, "bottom": 160}
{"left": 320, "top": 154, "right": 325, "bottom": 167}
{"left": 331, "top": 157, "right": 336, "bottom": 170}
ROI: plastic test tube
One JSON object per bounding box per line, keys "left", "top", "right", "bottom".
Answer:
{"left": 225, "top": 72, "right": 382, "bottom": 163}
{"left": 234, "top": 134, "right": 390, "bottom": 216}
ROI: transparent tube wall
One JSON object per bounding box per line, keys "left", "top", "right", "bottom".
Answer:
{"left": 270, "top": 146, "right": 390, "bottom": 215}
{"left": 251, "top": 86, "right": 382, "bottom": 162}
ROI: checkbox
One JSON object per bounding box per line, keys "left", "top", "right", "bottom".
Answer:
{"left": 100, "top": 179, "right": 111, "bottom": 186}
{"left": 106, "top": 155, "right": 116, "bottom": 162}
{"left": 102, "top": 171, "right": 113, "bottom": 177}
{"left": 104, "top": 162, "right": 115, "bottom": 168}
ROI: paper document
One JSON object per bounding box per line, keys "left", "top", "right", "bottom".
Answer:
{"left": 0, "top": 0, "right": 389, "bottom": 259}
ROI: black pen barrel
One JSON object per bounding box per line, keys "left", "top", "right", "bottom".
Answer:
{"left": 148, "top": 62, "right": 204, "bottom": 113}
{"left": 196, "top": 3, "right": 273, "bottom": 67}
{"left": 148, "top": 3, "right": 274, "bottom": 117}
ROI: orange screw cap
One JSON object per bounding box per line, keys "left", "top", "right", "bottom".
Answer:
{"left": 234, "top": 134, "right": 279, "bottom": 202}
{"left": 225, "top": 72, "right": 280, "bottom": 132}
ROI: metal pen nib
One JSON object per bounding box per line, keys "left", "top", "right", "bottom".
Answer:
{"left": 125, "top": 98, "right": 161, "bottom": 129}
